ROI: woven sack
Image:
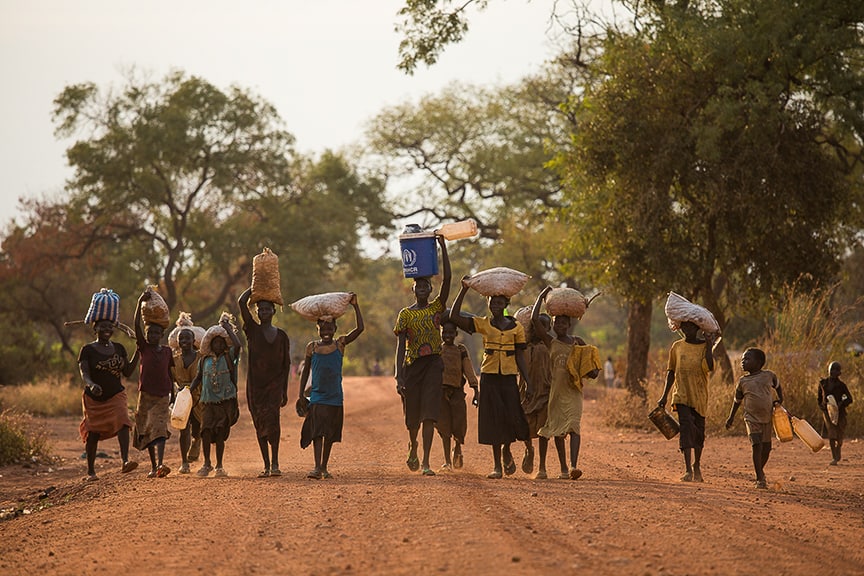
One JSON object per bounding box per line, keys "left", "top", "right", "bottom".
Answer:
{"left": 664, "top": 291, "right": 720, "bottom": 334}
{"left": 291, "top": 292, "right": 353, "bottom": 322}
{"left": 142, "top": 286, "right": 170, "bottom": 328}
{"left": 513, "top": 305, "right": 533, "bottom": 328}
{"left": 168, "top": 312, "right": 207, "bottom": 351}
{"left": 464, "top": 267, "right": 531, "bottom": 298}
{"left": 545, "top": 287, "right": 588, "bottom": 319}
{"left": 84, "top": 288, "right": 120, "bottom": 325}
{"left": 250, "top": 248, "right": 283, "bottom": 306}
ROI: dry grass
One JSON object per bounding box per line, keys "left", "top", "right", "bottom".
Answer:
{"left": 0, "top": 409, "right": 51, "bottom": 466}
{"left": 0, "top": 377, "right": 83, "bottom": 417}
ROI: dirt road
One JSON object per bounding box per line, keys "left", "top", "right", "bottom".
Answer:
{"left": 2, "top": 377, "right": 863, "bottom": 575}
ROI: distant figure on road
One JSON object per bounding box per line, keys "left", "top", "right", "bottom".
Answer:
{"left": 604, "top": 356, "right": 615, "bottom": 388}
{"left": 818, "top": 361, "right": 854, "bottom": 465}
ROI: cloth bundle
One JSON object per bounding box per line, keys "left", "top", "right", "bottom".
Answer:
{"left": 664, "top": 291, "right": 720, "bottom": 334}
{"left": 167, "top": 312, "right": 207, "bottom": 351}
{"left": 544, "top": 287, "right": 589, "bottom": 319}
{"left": 250, "top": 248, "right": 283, "bottom": 306}
{"left": 142, "top": 286, "right": 170, "bottom": 328}
{"left": 84, "top": 288, "right": 120, "bottom": 325}
{"left": 291, "top": 292, "right": 353, "bottom": 322}
{"left": 464, "top": 267, "right": 531, "bottom": 298}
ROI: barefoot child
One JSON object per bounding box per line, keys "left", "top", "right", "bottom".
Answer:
{"left": 133, "top": 290, "right": 174, "bottom": 478}
{"left": 520, "top": 311, "right": 551, "bottom": 478}
{"left": 658, "top": 321, "right": 717, "bottom": 482}
{"left": 191, "top": 315, "right": 242, "bottom": 477}
{"left": 818, "top": 361, "right": 854, "bottom": 465}
{"left": 436, "top": 318, "right": 478, "bottom": 471}
{"left": 239, "top": 287, "right": 291, "bottom": 478}
{"left": 534, "top": 287, "right": 601, "bottom": 480}
{"left": 298, "top": 294, "right": 364, "bottom": 479}
{"left": 725, "top": 348, "right": 783, "bottom": 488}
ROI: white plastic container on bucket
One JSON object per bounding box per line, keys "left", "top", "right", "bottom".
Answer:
{"left": 436, "top": 218, "right": 478, "bottom": 241}
{"left": 170, "top": 387, "right": 193, "bottom": 430}
{"left": 399, "top": 226, "right": 439, "bottom": 278}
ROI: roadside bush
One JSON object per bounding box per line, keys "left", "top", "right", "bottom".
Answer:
{"left": 0, "top": 410, "right": 50, "bottom": 466}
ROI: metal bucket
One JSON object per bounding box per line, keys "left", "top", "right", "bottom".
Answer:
{"left": 648, "top": 406, "right": 680, "bottom": 440}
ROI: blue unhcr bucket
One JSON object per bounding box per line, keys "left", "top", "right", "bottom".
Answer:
{"left": 399, "top": 231, "right": 439, "bottom": 278}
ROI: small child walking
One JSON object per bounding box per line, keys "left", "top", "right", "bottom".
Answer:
{"left": 534, "top": 287, "right": 601, "bottom": 480}
{"left": 298, "top": 294, "right": 364, "bottom": 479}
{"left": 191, "top": 315, "right": 242, "bottom": 477}
{"left": 658, "top": 321, "right": 716, "bottom": 482}
{"left": 818, "top": 361, "right": 854, "bottom": 465}
{"left": 520, "top": 311, "right": 552, "bottom": 478}
{"left": 133, "top": 290, "right": 174, "bottom": 478}
{"left": 436, "top": 319, "right": 479, "bottom": 472}
{"left": 725, "top": 348, "right": 783, "bottom": 489}
{"left": 170, "top": 327, "right": 202, "bottom": 474}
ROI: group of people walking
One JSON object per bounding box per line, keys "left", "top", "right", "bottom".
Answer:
{"left": 77, "top": 283, "right": 363, "bottom": 481}
{"left": 76, "top": 245, "right": 854, "bottom": 487}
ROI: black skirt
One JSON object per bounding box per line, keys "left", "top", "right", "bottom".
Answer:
{"left": 477, "top": 373, "right": 529, "bottom": 445}
{"left": 300, "top": 403, "right": 344, "bottom": 448}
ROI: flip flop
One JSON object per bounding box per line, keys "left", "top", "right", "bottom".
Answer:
{"left": 521, "top": 446, "right": 534, "bottom": 474}
{"left": 421, "top": 467, "right": 436, "bottom": 476}
{"left": 269, "top": 469, "right": 282, "bottom": 477}
{"left": 307, "top": 469, "right": 323, "bottom": 480}
{"left": 121, "top": 461, "right": 138, "bottom": 474}
{"left": 533, "top": 470, "right": 548, "bottom": 480}
{"left": 406, "top": 442, "right": 420, "bottom": 472}
{"left": 156, "top": 464, "right": 171, "bottom": 478}
{"left": 258, "top": 469, "right": 271, "bottom": 478}
{"left": 486, "top": 470, "right": 503, "bottom": 479}
{"left": 452, "top": 451, "right": 463, "bottom": 469}
{"left": 503, "top": 454, "right": 517, "bottom": 476}
{"left": 321, "top": 471, "right": 332, "bottom": 479}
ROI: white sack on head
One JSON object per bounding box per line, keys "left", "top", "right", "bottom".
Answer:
{"left": 250, "top": 248, "right": 283, "bottom": 306}
{"left": 142, "top": 286, "right": 170, "bottom": 328}
{"left": 545, "top": 287, "right": 589, "bottom": 319}
{"left": 290, "top": 292, "right": 353, "bottom": 322}
{"left": 464, "top": 267, "right": 531, "bottom": 298}
{"left": 200, "top": 324, "right": 230, "bottom": 357}
{"left": 168, "top": 312, "right": 206, "bottom": 351}
{"left": 664, "top": 291, "right": 720, "bottom": 334}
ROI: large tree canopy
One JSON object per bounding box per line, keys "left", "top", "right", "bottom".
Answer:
{"left": 48, "top": 70, "right": 390, "bottom": 321}
{"left": 554, "top": 0, "right": 864, "bottom": 386}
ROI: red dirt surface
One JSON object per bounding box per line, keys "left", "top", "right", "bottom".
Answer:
{"left": 1, "top": 377, "right": 863, "bottom": 575}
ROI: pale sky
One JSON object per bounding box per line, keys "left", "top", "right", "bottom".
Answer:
{"left": 0, "top": 0, "right": 575, "bottom": 226}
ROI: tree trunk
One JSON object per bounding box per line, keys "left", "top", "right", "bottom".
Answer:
{"left": 624, "top": 298, "right": 651, "bottom": 399}
{"left": 700, "top": 283, "right": 734, "bottom": 384}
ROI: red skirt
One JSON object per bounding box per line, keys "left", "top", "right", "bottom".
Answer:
{"left": 79, "top": 390, "right": 133, "bottom": 443}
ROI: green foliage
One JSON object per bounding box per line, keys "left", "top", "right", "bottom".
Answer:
{"left": 396, "top": 0, "right": 488, "bottom": 74}
{"left": 0, "top": 410, "right": 51, "bottom": 466}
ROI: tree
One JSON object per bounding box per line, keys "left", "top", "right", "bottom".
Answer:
{"left": 554, "top": 0, "right": 864, "bottom": 390}
{"left": 50, "top": 70, "right": 391, "bottom": 323}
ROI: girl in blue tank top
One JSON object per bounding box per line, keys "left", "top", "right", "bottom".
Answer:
{"left": 298, "top": 294, "right": 364, "bottom": 479}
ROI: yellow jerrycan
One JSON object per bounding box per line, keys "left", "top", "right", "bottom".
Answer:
{"left": 436, "top": 219, "right": 479, "bottom": 241}
{"left": 772, "top": 404, "right": 794, "bottom": 442}
{"left": 791, "top": 416, "right": 825, "bottom": 453}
